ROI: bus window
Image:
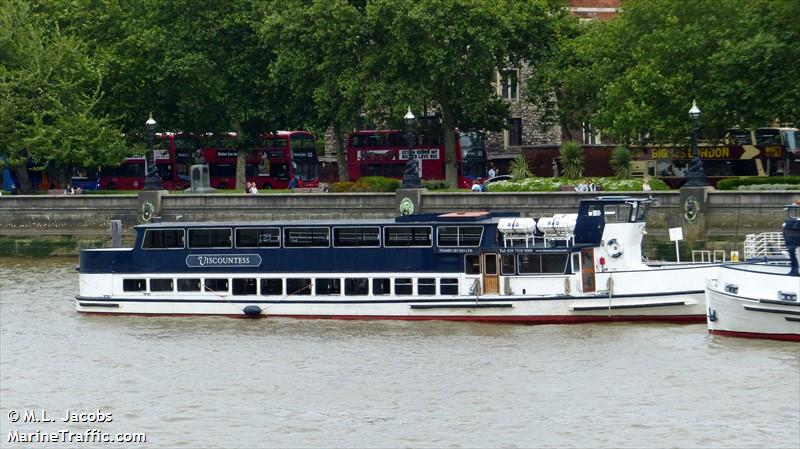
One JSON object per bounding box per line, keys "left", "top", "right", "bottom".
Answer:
{"left": 270, "top": 162, "right": 289, "bottom": 180}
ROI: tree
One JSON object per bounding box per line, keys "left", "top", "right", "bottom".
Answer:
{"left": 0, "top": 0, "right": 128, "bottom": 193}
{"left": 45, "top": 0, "right": 294, "bottom": 190}
{"left": 265, "top": 0, "right": 369, "bottom": 182}
{"left": 362, "top": 0, "right": 564, "bottom": 188}
{"left": 532, "top": 0, "right": 800, "bottom": 143}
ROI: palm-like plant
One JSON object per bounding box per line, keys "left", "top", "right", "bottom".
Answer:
{"left": 559, "top": 141, "right": 584, "bottom": 180}
{"left": 508, "top": 154, "right": 532, "bottom": 179}
{"left": 610, "top": 145, "right": 632, "bottom": 179}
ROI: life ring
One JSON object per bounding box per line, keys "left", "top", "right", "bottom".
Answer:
{"left": 606, "top": 239, "right": 623, "bottom": 258}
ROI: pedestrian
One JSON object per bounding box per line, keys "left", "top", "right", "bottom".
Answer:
{"left": 575, "top": 181, "right": 588, "bottom": 192}
{"left": 642, "top": 176, "right": 652, "bottom": 192}
{"left": 488, "top": 165, "right": 497, "bottom": 179}
{"left": 250, "top": 183, "right": 259, "bottom": 194}
{"left": 587, "top": 179, "right": 596, "bottom": 192}
{"left": 471, "top": 178, "right": 483, "bottom": 192}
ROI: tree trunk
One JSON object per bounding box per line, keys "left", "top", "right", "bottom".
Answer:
{"left": 333, "top": 122, "right": 349, "bottom": 182}
{"left": 233, "top": 121, "right": 247, "bottom": 191}
{"left": 9, "top": 164, "right": 31, "bottom": 193}
{"left": 441, "top": 107, "right": 458, "bottom": 188}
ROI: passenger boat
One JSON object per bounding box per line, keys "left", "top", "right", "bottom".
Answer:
{"left": 77, "top": 196, "right": 719, "bottom": 322}
{"left": 705, "top": 203, "right": 800, "bottom": 341}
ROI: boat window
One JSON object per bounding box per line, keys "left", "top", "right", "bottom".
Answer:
{"left": 465, "top": 254, "right": 481, "bottom": 274}
{"left": 345, "top": 278, "right": 369, "bottom": 295}
{"left": 260, "top": 278, "right": 283, "bottom": 295}
{"left": 373, "top": 278, "right": 391, "bottom": 295}
{"left": 284, "top": 227, "right": 330, "bottom": 248}
{"left": 518, "top": 254, "right": 569, "bottom": 274}
{"left": 142, "top": 229, "right": 185, "bottom": 249}
{"left": 635, "top": 203, "right": 648, "bottom": 221}
{"left": 384, "top": 226, "right": 432, "bottom": 247}
{"left": 236, "top": 228, "right": 280, "bottom": 248}
{"left": 177, "top": 278, "right": 201, "bottom": 292}
{"left": 501, "top": 254, "right": 516, "bottom": 275}
{"left": 316, "top": 278, "right": 341, "bottom": 295}
{"left": 188, "top": 228, "right": 232, "bottom": 248}
{"left": 604, "top": 204, "right": 633, "bottom": 223}
{"left": 333, "top": 227, "right": 381, "bottom": 247}
{"left": 232, "top": 278, "right": 257, "bottom": 295}
{"left": 437, "top": 226, "right": 483, "bottom": 247}
{"left": 123, "top": 279, "right": 146, "bottom": 292}
{"left": 418, "top": 278, "right": 436, "bottom": 295}
{"left": 286, "top": 278, "right": 312, "bottom": 295}
{"left": 204, "top": 278, "right": 229, "bottom": 293}
{"left": 484, "top": 254, "right": 498, "bottom": 275}
{"left": 571, "top": 252, "right": 580, "bottom": 274}
{"left": 395, "top": 278, "right": 413, "bottom": 295}
{"left": 440, "top": 278, "right": 459, "bottom": 295}
{"left": 150, "top": 278, "right": 174, "bottom": 292}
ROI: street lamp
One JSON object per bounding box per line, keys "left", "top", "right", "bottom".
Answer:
{"left": 401, "top": 107, "right": 421, "bottom": 188}
{"left": 683, "top": 99, "right": 707, "bottom": 187}
{"left": 143, "top": 113, "right": 161, "bottom": 190}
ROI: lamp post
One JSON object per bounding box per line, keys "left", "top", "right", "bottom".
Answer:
{"left": 401, "top": 107, "right": 421, "bottom": 188}
{"left": 143, "top": 113, "right": 161, "bottom": 190}
{"left": 683, "top": 99, "right": 707, "bottom": 187}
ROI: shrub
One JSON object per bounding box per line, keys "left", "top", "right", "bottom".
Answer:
{"left": 422, "top": 179, "right": 449, "bottom": 190}
{"left": 354, "top": 176, "right": 400, "bottom": 192}
{"left": 559, "top": 141, "right": 584, "bottom": 179}
{"left": 610, "top": 145, "right": 632, "bottom": 179}
{"left": 716, "top": 176, "right": 800, "bottom": 190}
{"left": 330, "top": 181, "right": 356, "bottom": 192}
{"left": 508, "top": 154, "right": 533, "bottom": 179}
{"left": 485, "top": 176, "right": 671, "bottom": 192}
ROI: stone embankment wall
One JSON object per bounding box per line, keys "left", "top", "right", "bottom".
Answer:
{"left": 0, "top": 191, "right": 797, "bottom": 257}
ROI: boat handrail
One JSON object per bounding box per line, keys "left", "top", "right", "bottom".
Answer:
{"left": 743, "top": 232, "right": 786, "bottom": 260}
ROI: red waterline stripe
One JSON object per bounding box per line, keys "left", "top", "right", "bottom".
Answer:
{"left": 709, "top": 329, "right": 800, "bottom": 342}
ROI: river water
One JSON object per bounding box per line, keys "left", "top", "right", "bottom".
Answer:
{"left": 1, "top": 257, "right": 798, "bottom": 449}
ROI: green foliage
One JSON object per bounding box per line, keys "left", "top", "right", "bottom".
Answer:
{"left": 331, "top": 176, "right": 400, "bottom": 192}
{"left": 532, "top": 0, "right": 800, "bottom": 143}
{"left": 486, "top": 176, "right": 670, "bottom": 192}
{"left": 610, "top": 145, "right": 632, "bottom": 179}
{"left": 559, "top": 141, "right": 584, "bottom": 179}
{"left": 0, "top": 0, "right": 128, "bottom": 192}
{"left": 508, "top": 155, "right": 533, "bottom": 179}
{"left": 716, "top": 176, "right": 800, "bottom": 190}
{"left": 422, "top": 179, "right": 449, "bottom": 190}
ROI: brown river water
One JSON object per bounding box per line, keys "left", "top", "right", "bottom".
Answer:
{"left": 1, "top": 257, "right": 798, "bottom": 448}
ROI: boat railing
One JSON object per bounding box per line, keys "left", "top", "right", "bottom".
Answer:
{"left": 691, "top": 250, "right": 727, "bottom": 263}
{"left": 743, "top": 232, "right": 786, "bottom": 260}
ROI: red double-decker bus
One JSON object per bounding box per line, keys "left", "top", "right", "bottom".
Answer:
{"left": 346, "top": 130, "right": 487, "bottom": 188}
{"left": 99, "top": 133, "right": 196, "bottom": 190}
{"left": 200, "top": 131, "right": 319, "bottom": 190}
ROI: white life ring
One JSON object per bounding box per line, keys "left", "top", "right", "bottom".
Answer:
{"left": 606, "top": 239, "right": 623, "bottom": 258}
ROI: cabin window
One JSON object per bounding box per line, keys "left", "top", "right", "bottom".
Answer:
{"left": 177, "top": 278, "right": 201, "bottom": 292}
{"left": 635, "top": 203, "right": 648, "bottom": 221}
{"left": 150, "top": 278, "right": 174, "bottom": 292}
{"left": 233, "top": 278, "right": 257, "bottom": 295}
{"left": 286, "top": 278, "right": 312, "bottom": 295}
{"left": 571, "top": 252, "right": 580, "bottom": 274}
{"left": 373, "top": 278, "right": 391, "bottom": 295}
{"left": 204, "top": 278, "right": 229, "bottom": 293}
{"left": 316, "top": 278, "right": 341, "bottom": 295}
{"left": 345, "top": 278, "right": 369, "bottom": 295}
{"left": 333, "top": 227, "right": 381, "bottom": 247}
{"left": 123, "top": 279, "right": 146, "bottom": 292}
{"left": 284, "top": 227, "right": 330, "bottom": 248}
{"left": 142, "top": 229, "right": 184, "bottom": 249}
{"left": 260, "top": 279, "right": 283, "bottom": 295}
{"left": 440, "top": 278, "right": 459, "bottom": 295}
{"left": 437, "top": 226, "right": 483, "bottom": 247}
{"left": 418, "top": 278, "right": 436, "bottom": 295}
{"left": 501, "top": 254, "right": 516, "bottom": 275}
{"left": 465, "top": 255, "right": 481, "bottom": 274}
{"left": 384, "top": 226, "right": 432, "bottom": 247}
{"left": 518, "top": 254, "right": 569, "bottom": 274}
{"left": 604, "top": 204, "right": 633, "bottom": 223}
{"left": 236, "top": 228, "right": 280, "bottom": 248}
{"left": 188, "top": 228, "right": 232, "bottom": 248}
{"left": 395, "top": 278, "right": 413, "bottom": 295}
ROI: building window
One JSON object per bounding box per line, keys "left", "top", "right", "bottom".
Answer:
{"left": 582, "top": 122, "right": 601, "bottom": 145}
{"left": 498, "top": 69, "right": 519, "bottom": 100}
{"left": 507, "top": 118, "right": 523, "bottom": 147}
